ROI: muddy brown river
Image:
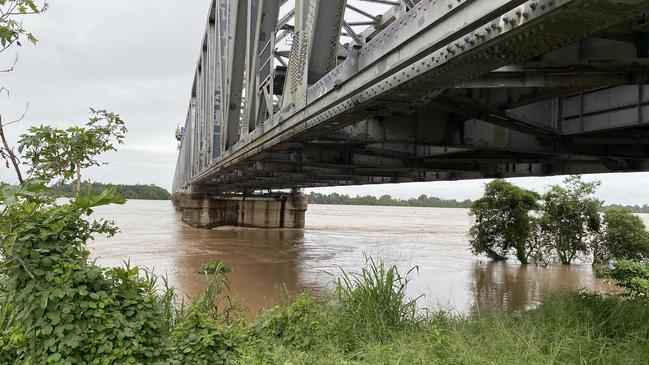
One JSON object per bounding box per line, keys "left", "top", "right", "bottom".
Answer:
{"left": 90, "top": 200, "right": 646, "bottom": 316}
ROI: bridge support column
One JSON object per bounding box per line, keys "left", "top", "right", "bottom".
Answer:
{"left": 173, "top": 193, "right": 308, "bottom": 229}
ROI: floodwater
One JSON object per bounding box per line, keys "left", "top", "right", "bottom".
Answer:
{"left": 89, "top": 200, "right": 646, "bottom": 316}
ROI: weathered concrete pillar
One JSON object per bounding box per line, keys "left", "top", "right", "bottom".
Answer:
{"left": 175, "top": 193, "right": 239, "bottom": 229}
{"left": 283, "top": 194, "right": 308, "bottom": 228}
{"left": 173, "top": 193, "right": 308, "bottom": 229}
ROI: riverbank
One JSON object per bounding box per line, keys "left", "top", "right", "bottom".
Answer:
{"left": 240, "top": 291, "right": 648, "bottom": 364}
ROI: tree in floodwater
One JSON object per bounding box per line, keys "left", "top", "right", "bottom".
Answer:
{"left": 595, "top": 207, "right": 649, "bottom": 264}
{"left": 539, "top": 176, "right": 602, "bottom": 265}
{"left": 469, "top": 179, "right": 540, "bottom": 263}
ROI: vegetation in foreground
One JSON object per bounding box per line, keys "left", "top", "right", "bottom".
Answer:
{"left": 243, "top": 290, "right": 649, "bottom": 365}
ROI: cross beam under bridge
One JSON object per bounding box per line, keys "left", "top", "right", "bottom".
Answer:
{"left": 173, "top": 0, "right": 649, "bottom": 227}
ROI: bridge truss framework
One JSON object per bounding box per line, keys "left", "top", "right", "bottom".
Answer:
{"left": 173, "top": 0, "right": 649, "bottom": 195}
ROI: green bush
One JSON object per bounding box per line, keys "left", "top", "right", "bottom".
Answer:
{"left": 167, "top": 309, "right": 243, "bottom": 365}
{"left": 603, "top": 260, "right": 649, "bottom": 298}
{"left": 0, "top": 204, "right": 173, "bottom": 364}
{"left": 0, "top": 201, "right": 244, "bottom": 364}
{"left": 252, "top": 294, "right": 328, "bottom": 351}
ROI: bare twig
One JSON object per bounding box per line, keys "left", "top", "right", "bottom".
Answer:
{"left": 0, "top": 113, "right": 24, "bottom": 183}
{"left": 2, "top": 102, "right": 29, "bottom": 127}
{"left": 0, "top": 54, "right": 19, "bottom": 73}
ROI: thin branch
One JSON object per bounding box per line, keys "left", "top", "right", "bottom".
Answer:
{"left": 17, "top": 256, "right": 36, "bottom": 281}
{"left": 0, "top": 54, "right": 19, "bottom": 73}
{"left": 0, "top": 112, "right": 25, "bottom": 183}
{"left": 3, "top": 102, "right": 29, "bottom": 127}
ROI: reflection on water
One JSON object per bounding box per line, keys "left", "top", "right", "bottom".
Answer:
{"left": 469, "top": 261, "right": 610, "bottom": 314}
{"left": 90, "top": 201, "right": 643, "bottom": 316}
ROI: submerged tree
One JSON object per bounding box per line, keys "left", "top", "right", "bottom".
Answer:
{"left": 469, "top": 179, "right": 540, "bottom": 263}
{"left": 596, "top": 207, "right": 649, "bottom": 264}
{"left": 539, "top": 176, "right": 602, "bottom": 265}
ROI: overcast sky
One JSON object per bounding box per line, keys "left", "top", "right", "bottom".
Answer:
{"left": 1, "top": 0, "right": 649, "bottom": 205}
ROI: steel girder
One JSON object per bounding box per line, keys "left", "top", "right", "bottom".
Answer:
{"left": 174, "top": 0, "right": 649, "bottom": 194}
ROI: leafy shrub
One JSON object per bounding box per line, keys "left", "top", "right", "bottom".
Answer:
{"left": 601, "top": 260, "right": 649, "bottom": 298}
{"left": 167, "top": 309, "right": 243, "bottom": 365}
{"left": 0, "top": 74, "right": 242, "bottom": 362}
{"left": 0, "top": 203, "right": 176, "bottom": 364}
{"left": 252, "top": 294, "right": 327, "bottom": 351}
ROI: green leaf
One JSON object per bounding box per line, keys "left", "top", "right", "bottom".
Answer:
{"left": 0, "top": 179, "right": 48, "bottom": 205}
{"left": 73, "top": 187, "right": 126, "bottom": 209}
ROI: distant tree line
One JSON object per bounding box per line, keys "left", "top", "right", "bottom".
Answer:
{"left": 308, "top": 190, "right": 648, "bottom": 213}
{"left": 48, "top": 182, "right": 171, "bottom": 200}
{"left": 307, "top": 192, "right": 472, "bottom": 208}
{"left": 605, "top": 204, "right": 649, "bottom": 214}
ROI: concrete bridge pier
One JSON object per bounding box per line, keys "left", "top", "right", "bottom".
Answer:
{"left": 173, "top": 193, "right": 308, "bottom": 229}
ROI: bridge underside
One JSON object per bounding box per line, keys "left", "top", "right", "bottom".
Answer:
{"left": 174, "top": 0, "right": 649, "bottom": 196}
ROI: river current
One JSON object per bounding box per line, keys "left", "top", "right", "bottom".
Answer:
{"left": 90, "top": 200, "right": 646, "bottom": 316}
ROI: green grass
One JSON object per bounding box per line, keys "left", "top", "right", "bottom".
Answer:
{"left": 236, "top": 260, "right": 649, "bottom": 364}
{"left": 241, "top": 292, "right": 649, "bottom": 364}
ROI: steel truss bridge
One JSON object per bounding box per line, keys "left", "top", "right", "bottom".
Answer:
{"left": 173, "top": 0, "right": 649, "bottom": 195}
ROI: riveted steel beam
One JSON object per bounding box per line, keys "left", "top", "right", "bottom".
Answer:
{"left": 174, "top": 0, "right": 649, "bottom": 194}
